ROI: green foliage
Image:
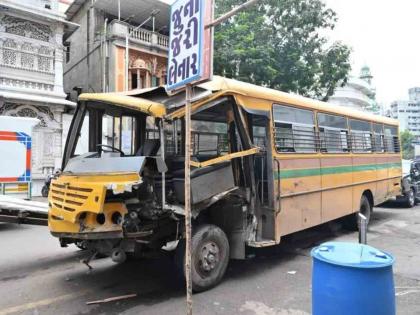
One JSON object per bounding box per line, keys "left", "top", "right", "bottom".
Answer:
{"left": 213, "top": 0, "right": 351, "bottom": 100}
{"left": 400, "top": 130, "right": 415, "bottom": 159}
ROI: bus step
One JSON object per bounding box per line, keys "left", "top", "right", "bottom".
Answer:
{"left": 247, "top": 239, "right": 277, "bottom": 248}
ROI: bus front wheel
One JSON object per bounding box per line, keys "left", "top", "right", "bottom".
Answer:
{"left": 175, "top": 224, "right": 230, "bottom": 292}
{"left": 344, "top": 195, "right": 372, "bottom": 231}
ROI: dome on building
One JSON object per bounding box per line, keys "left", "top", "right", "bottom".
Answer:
{"left": 328, "top": 65, "right": 380, "bottom": 114}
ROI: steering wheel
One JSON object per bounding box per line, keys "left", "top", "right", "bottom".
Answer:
{"left": 96, "top": 144, "right": 125, "bottom": 156}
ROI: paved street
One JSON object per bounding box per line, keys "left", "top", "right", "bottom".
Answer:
{"left": 1, "top": 201, "right": 420, "bottom": 315}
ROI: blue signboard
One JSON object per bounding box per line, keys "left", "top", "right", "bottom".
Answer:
{"left": 166, "top": 0, "right": 206, "bottom": 91}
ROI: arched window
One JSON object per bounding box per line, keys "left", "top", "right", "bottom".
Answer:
{"left": 3, "top": 39, "right": 17, "bottom": 66}
{"left": 21, "top": 42, "right": 35, "bottom": 69}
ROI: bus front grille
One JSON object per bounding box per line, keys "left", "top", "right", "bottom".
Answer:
{"left": 50, "top": 183, "right": 93, "bottom": 212}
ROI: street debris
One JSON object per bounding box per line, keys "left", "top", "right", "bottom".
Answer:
{"left": 81, "top": 251, "right": 98, "bottom": 270}
{"left": 287, "top": 271, "right": 297, "bottom": 275}
{"left": 86, "top": 293, "right": 137, "bottom": 305}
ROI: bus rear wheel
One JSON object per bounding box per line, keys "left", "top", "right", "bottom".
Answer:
{"left": 344, "top": 195, "right": 371, "bottom": 231}
{"left": 175, "top": 224, "right": 230, "bottom": 292}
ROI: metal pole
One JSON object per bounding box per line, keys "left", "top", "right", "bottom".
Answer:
{"left": 124, "top": 13, "right": 157, "bottom": 91}
{"left": 125, "top": 32, "right": 129, "bottom": 91}
{"left": 205, "top": 0, "right": 259, "bottom": 29}
{"left": 160, "top": 119, "right": 166, "bottom": 208}
{"left": 118, "top": 0, "right": 121, "bottom": 21}
{"left": 102, "top": 18, "right": 108, "bottom": 92}
{"left": 184, "top": 84, "right": 193, "bottom": 315}
{"left": 358, "top": 213, "right": 367, "bottom": 244}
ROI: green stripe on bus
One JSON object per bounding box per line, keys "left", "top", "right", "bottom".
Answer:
{"left": 275, "top": 162, "right": 401, "bottom": 179}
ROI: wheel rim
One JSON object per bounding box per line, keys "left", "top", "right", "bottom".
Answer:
{"left": 196, "top": 241, "right": 220, "bottom": 277}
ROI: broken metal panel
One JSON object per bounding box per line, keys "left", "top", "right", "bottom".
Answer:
{"left": 190, "top": 148, "right": 260, "bottom": 168}
{"left": 64, "top": 155, "right": 146, "bottom": 175}
{"left": 173, "top": 161, "right": 235, "bottom": 205}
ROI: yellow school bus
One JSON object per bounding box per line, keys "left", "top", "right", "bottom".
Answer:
{"left": 48, "top": 76, "right": 401, "bottom": 291}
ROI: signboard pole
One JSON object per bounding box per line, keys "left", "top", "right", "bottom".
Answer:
{"left": 166, "top": 1, "right": 259, "bottom": 314}
{"left": 184, "top": 83, "right": 193, "bottom": 315}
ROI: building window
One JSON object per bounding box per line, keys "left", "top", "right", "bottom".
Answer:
{"left": 2, "top": 39, "right": 17, "bottom": 66}
{"left": 65, "top": 43, "right": 70, "bottom": 63}
{"left": 38, "top": 46, "right": 53, "bottom": 72}
{"left": 273, "top": 104, "right": 316, "bottom": 153}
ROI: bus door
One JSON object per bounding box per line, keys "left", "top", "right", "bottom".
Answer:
{"left": 248, "top": 113, "right": 276, "bottom": 242}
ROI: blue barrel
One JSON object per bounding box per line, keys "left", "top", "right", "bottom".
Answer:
{"left": 311, "top": 242, "right": 395, "bottom": 315}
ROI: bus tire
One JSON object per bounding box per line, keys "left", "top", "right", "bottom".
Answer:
{"left": 175, "top": 224, "right": 230, "bottom": 293}
{"left": 344, "top": 195, "right": 372, "bottom": 231}
{"left": 405, "top": 188, "right": 416, "bottom": 208}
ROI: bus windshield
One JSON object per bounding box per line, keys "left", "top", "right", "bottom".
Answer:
{"left": 67, "top": 101, "right": 161, "bottom": 163}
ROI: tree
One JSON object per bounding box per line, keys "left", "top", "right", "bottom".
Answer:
{"left": 213, "top": 0, "right": 351, "bottom": 101}
{"left": 400, "top": 130, "right": 415, "bottom": 160}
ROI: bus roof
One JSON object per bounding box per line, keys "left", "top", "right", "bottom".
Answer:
{"left": 198, "top": 76, "right": 398, "bottom": 126}
{"left": 78, "top": 92, "right": 166, "bottom": 117}
{"left": 78, "top": 76, "right": 398, "bottom": 126}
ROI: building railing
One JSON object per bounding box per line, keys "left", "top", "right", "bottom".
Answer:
{"left": 157, "top": 33, "right": 169, "bottom": 48}
{"left": 128, "top": 25, "right": 169, "bottom": 49}
{"left": 130, "top": 27, "right": 152, "bottom": 43}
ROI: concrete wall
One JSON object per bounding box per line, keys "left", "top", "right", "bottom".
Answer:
{"left": 63, "top": 4, "right": 105, "bottom": 100}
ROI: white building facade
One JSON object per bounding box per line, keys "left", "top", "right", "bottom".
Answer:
{"left": 0, "top": 0, "right": 77, "bottom": 195}
{"left": 328, "top": 66, "right": 380, "bottom": 114}
{"left": 390, "top": 87, "right": 420, "bottom": 142}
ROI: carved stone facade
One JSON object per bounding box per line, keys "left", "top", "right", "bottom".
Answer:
{"left": 0, "top": 0, "right": 76, "bottom": 196}
{"left": 127, "top": 50, "right": 167, "bottom": 91}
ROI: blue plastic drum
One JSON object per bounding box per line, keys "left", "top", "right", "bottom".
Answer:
{"left": 311, "top": 242, "right": 395, "bottom": 315}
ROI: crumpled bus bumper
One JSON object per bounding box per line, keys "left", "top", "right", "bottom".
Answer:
{"left": 48, "top": 174, "right": 139, "bottom": 239}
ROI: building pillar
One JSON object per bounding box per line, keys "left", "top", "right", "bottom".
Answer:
{"left": 146, "top": 71, "right": 150, "bottom": 88}
{"left": 53, "top": 23, "right": 66, "bottom": 97}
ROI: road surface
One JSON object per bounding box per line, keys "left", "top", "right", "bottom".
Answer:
{"left": 0, "top": 201, "right": 419, "bottom": 315}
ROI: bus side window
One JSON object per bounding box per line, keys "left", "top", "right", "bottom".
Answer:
{"left": 373, "top": 123, "right": 385, "bottom": 153}
{"left": 253, "top": 125, "right": 266, "bottom": 150}
{"left": 191, "top": 120, "right": 228, "bottom": 157}
{"left": 350, "top": 119, "right": 373, "bottom": 153}
{"left": 384, "top": 125, "right": 400, "bottom": 153}
{"left": 121, "top": 116, "right": 136, "bottom": 155}
{"left": 273, "top": 104, "right": 316, "bottom": 153}
{"left": 74, "top": 112, "right": 89, "bottom": 155}
{"left": 318, "top": 113, "right": 349, "bottom": 153}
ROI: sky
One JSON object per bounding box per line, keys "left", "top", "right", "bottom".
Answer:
{"left": 321, "top": 0, "right": 420, "bottom": 105}
{"left": 163, "top": 0, "right": 420, "bottom": 106}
